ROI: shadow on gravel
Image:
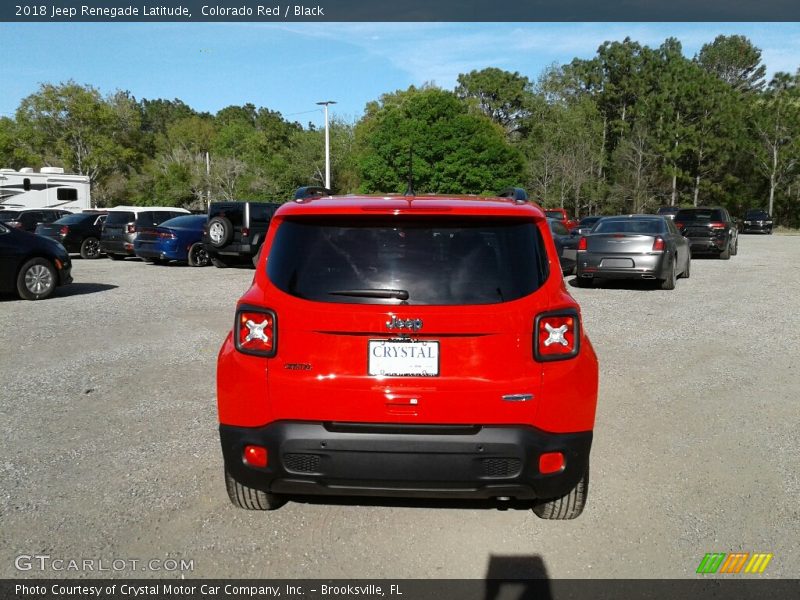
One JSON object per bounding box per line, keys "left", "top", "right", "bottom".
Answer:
{"left": 485, "top": 555, "right": 552, "bottom": 599}
{"left": 288, "top": 495, "right": 534, "bottom": 512}
{"left": 566, "top": 277, "right": 659, "bottom": 291}
{"left": 56, "top": 283, "right": 118, "bottom": 297}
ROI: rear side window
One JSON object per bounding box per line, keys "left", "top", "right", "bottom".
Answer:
{"left": 544, "top": 210, "right": 563, "bottom": 220}
{"left": 106, "top": 212, "right": 135, "bottom": 225}
{"left": 267, "top": 217, "right": 548, "bottom": 305}
{"left": 550, "top": 221, "right": 569, "bottom": 236}
{"left": 136, "top": 211, "right": 174, "bottom": 226}
{"left": 249, "top": 203, "right": 279, "bottom": 225}
{"left": 56, "top": 214, "right": 92, "bottom": 225}
{"left": 0, "top": 211, "right": 20, "bottom": 221}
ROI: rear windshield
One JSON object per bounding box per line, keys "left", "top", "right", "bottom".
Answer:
{"left": 160, "top": 215, "right": 206, "bottom": 229}
{"left": 209, "top": 204, "right": 244, "bottom": 227}
{"left": 675, "top": 209, "right": 723, "bottom": 222}
{"left": 267, "top": 217, "right": 548, "bottom": 305}
{"left": 745, "top": 210, "right": 770, "bottom": 219}
{"left": 136, "top": 211, "right": 176, "bottom": 226}
{"left": 106, "top": 211, "right": 135, "bottom": 225}
{"left": 56, "top": 214, "right": 94, "bottom": 225}
{"left": 578, "top": 217, "right": 601, "bottom": 227}
{"left": 594, "top": 219, "right": 666, "bottom": 234}
{"left": 544, "top": 210, "right": 564, "bottom": 219}
{"left": 657, "top": 206, "right": 680, "bottom": 214}
{"left": 0, "top": 211, "right": 20, "bottom": 221}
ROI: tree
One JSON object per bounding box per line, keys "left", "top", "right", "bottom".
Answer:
{"left": 355, "top": 87, "right": 523, "bottom": 194}
{"left": 455, "top": 68, "right": 534, "bottom": 136}
{"left": 697, "top": 35, "right": 766, "bottom": 93}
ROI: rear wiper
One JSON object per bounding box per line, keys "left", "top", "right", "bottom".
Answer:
{"left": 328, "top": 288, "right": 410, "bottom": 300}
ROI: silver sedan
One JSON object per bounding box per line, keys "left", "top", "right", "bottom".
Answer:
{"left": 575, "top": 215, "right": 691, "bottom": 290}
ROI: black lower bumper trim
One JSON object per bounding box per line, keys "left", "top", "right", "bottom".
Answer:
{"left": 220, "top": 421, "right": 592, "bottom": 501}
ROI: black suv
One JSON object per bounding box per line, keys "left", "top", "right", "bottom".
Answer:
{"left": 0, "top": 209, "right": 72, "bottom": 232}
{"left": 740, "top": 209, "right": 773, "bottom": 234}
{"left": 675, "top": 207, "right": 738, "bottom": 259}
{"left": 203, "top": 201, "right": 282, "bottom": 267}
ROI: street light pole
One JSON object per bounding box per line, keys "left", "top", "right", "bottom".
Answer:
{"left": 316, "top": 100, "right": 337, "bottom": 190}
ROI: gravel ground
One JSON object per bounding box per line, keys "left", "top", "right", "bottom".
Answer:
{"left": 0, "top": 234, "right": 798, "bottom": 580}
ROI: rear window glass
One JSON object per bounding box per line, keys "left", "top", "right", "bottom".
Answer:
{"left": 56, "top": 214, "right": 92, "bottom": 225}
{"left": 594, "top": 219, "right": 665, "bottom": 234}
{"left": 0, "top": 211, "right": 21, "bottom": 221}
{"left": 106, "top": 211, "right": 135, "bottom": 225}
{"left": 209, "top": 204, "right": 244, "bottom": 227}
{"left": 675, "top": 209, "right": 723, "bottom": 222}
{"left": 267, "top": 218, "right": 548, "bottom": 306}
{"left": 135, "top": 211, "right": 176, "bottom": 226}
{"left": 249, "top": 203, "right": 278, "bottom": 225}
{"left": 544, "top": 210, "right": 564, "bottom": 219}
{"left": 160, "top": 215, "right": 206, "bottom": 229}
{"left": 745, "top": 210, "right": 769, "bottom": 219}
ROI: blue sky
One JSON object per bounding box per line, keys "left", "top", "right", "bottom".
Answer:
{"left": 2, "top": 22, "right": 799, "bottom": 127}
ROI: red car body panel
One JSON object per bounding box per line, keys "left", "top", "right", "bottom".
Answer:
{"left": 217, "top": 195, "right": 598, "bottom": 436}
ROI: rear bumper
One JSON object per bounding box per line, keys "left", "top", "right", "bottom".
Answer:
{"left": 134, "top": 243, "right": 185, "bottom": 261}
{"left": 100, "top": 238, "right": 135, "bottom": 256}
{"left": 577, "top": 252, "right": 666, "bottom": 279}
{"left": 741, "top": 224, "right": 771, "bottom": 233}
{"left": 686, "top": 236, "right": 728, "bottom": 253}
{"left": 220, "top": 421, "right": 592, "bottom": 501}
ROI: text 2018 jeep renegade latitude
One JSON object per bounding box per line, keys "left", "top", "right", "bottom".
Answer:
{"left": 217, "top": 192, "right": 599, "bottom": 519}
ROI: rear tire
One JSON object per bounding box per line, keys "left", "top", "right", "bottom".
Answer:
{"left": 80, "top": 237, "right": 101, "bottom": 259}
{"left": 574, "top": 276, "right": 592, "bottom": 288}
{"left": 679, "top": 255, "right": 691, "bottom": 279}
{"left": 207, "top": 216, "right": 234, "bottom": 248}
{"left": 225, "top": 470, "right": 285, "bottom": 511}
{"left": 720, "top": 243, "right": 731, "bottom": 260}
{"left": 660, "top": 257, "right": 676, "bottom": 290}
{"left": 532, "top": 464, "right": 589, "bottom": 520}
{"left": 211, "top": 256, "right": 230, "bottom": 268}
{"left": 16, "top": 258, "right": 57, "bottom": 300}
{"left": 731, "top": 238, "right": 738, "bottom": 256}
{"left": 188, "top": 243, "right": 210, "bottom": 267}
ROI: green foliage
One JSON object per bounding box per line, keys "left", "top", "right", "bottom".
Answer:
{"left": 697, "top": 35, "right": 767, "bottom": 93}
{"left": 355, "top": 87, "right": 523, "bottom": 194}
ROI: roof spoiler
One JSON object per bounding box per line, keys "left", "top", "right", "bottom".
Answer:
{"left": 497, "top": 187, "right": 529, "bottom": 203}
{"left": 294, "top": 186, "right": 332, "bottom": 200}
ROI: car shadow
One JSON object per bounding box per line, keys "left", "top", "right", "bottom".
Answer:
{"left": 566, "top": 277, "right": 658, "bottom": 291}
{"left": 56, "top": 283, "right": 118, "bottom": 297}
{"left": 485, "top": 555, "right": 552, "bottom": 600}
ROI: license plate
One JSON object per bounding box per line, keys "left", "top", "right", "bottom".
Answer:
{"left": 601, "top": 258, "right": 634, "bottom": 268}
{"left": 368, "top": 340, "right": 439, "bottom": 377}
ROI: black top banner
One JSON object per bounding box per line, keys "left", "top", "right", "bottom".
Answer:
{"left": 2, "top": 0, "right": 800, "bottom": 22}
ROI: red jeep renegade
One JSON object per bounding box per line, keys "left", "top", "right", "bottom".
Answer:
{"left": 217, "top": 190, "right": 599, "bottom": 519}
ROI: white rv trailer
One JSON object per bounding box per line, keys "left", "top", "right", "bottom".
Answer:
{"left": 0, "top": 167, "right": 91, "bottom": 212}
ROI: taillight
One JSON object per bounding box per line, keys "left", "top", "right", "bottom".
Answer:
{"left": 539, "top": 452, "right": 565, "bottom": 474}
{"left": 158, "top": 231, "right": 176, "bottom": 240}
{"left": 709, "top": 222, "right": 726, "bottom": 230}
{"left": 534, "top": 309, "right": 580, "bottom": 362}
{"left": 577, "top": 237, "right": 587, "bottom": 251}
{"left": 126, "top": 223, "right": 136, "bottom": 234}
{"left": 241, "top": 227, "right": 250, "bottom": 237}
{"left": 59, "top": 225, "right": 69, "bottom": 237}
{"left": 652, "top": 237, "right": 665, "bottom": 252}
{"left": 234, "top": 307, "right": 277, "bottom": 357}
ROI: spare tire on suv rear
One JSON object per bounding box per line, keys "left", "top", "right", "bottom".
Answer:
{"left": 207, "top": 216, "right": 234, "bottom": 248}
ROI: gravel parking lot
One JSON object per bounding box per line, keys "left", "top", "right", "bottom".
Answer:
{"left": 1, "top": 235, "right": 798, "bottom": 579}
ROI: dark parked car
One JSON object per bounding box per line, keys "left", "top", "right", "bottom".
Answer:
{"left": 203, "top": 201, "right": 282, "bottom": 267}
{"left": 740, "top": 209, "right": 773, "bottom": 234}
{"left": 576, "top": 215, "right": 690, "bottom": 290}
{"left": 101, "top": 206, "right": 190, "bottom": 260}
{"left": 674, "top": 207, "right": 738, "bottom": 259}
{"left": 548, "top": 218, "right": 578, "bottom": 275}
{"left": 572, "top": 216, "right": 602, "bottom": 236}
{"left": 35, "top": 212, "right": 107, "bottom": 259}
{"left": 656, "top": 206, "right": 681, "bottom": 220}
{"left": 0, "top": 208, "right": 72, "bottom": 232}
{"left": 0, "top": 222, "right": 72, "bottom": 300}
{"left": 134, "top": 214, "right": 209, "bottom": 266}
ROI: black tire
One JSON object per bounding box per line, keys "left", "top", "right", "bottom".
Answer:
{"left": 16, "top": 258, "right": 57, "bottom": 300}
{"left": 207, "top": 216, "right": 234, "bottom": 248}
{"left": 210, "top": 256, "right": 230, "bottom": 269}
{"left": 679, "top": 255, "right": 691, "bottom": 279}
{"left": 108, "top": 253, "right": 124, "bottom": 261}
{"left": 532, "top": 464, "right": 589, "bottom": 520}
{"left": 188, "top": 243, "right": 210, "bottom": 267}
{"left": 574, "top": 276, "right": 592, "bottom": 288}
{"left": 660, "top": 256, "right": 676, "bottom": 290}
{"left": 731, "top": 238, "right": 738, "bottom": 256}
{"left": 720, "top": 242, "right": 731, "bottom": 260}
{"left": 80, "top": 237, "right": 102, "bottom": 259}
{"left": 225, "top": 470, "right": 284, "bottom": 511}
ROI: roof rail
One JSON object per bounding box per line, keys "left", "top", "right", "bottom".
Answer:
{"left": 497, "top": 187, "right": 529, "bottom": 203}
{"left": 294, "top": 186, "right": 332, "bottom": 200}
